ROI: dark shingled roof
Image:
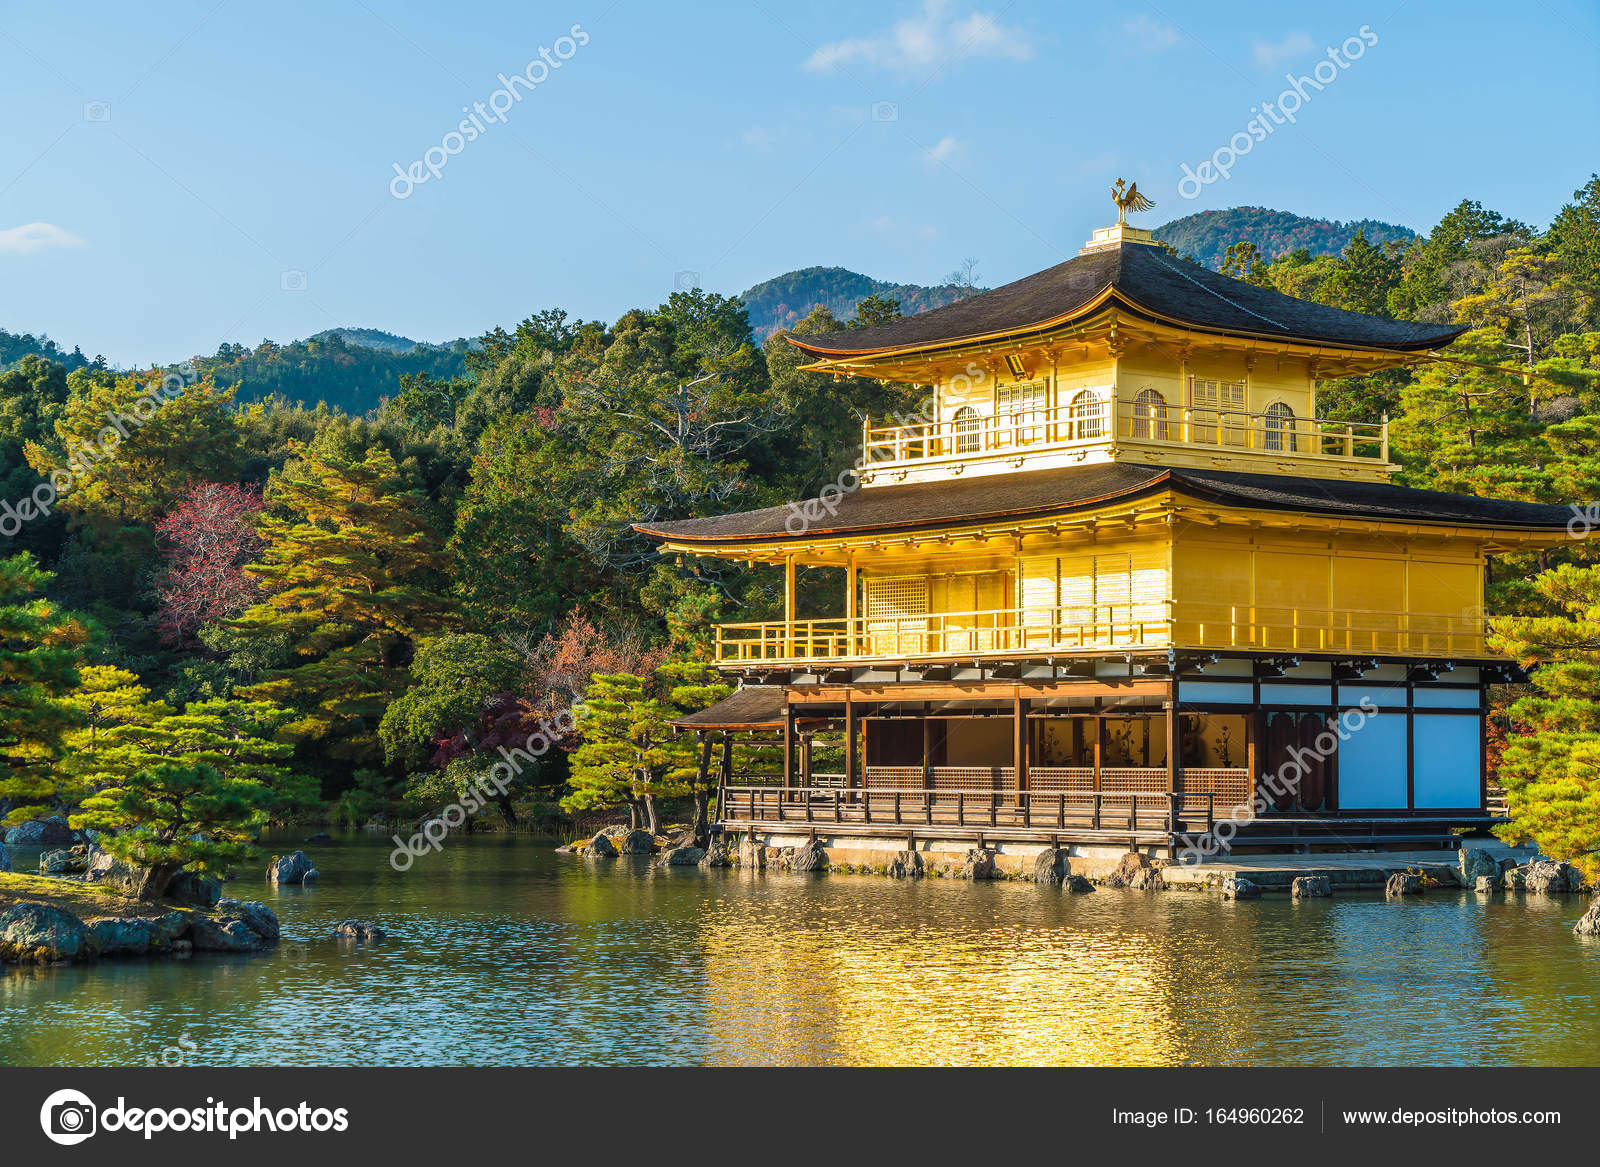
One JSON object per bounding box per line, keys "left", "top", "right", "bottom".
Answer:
{"left": 669, "top": 686, "right": 828, "bottom": 729}
{"left": 637, "top": 463, "right": 1572, "bottom": 545}
{"left": 788, "top": 242, "right": 1464, "bottom": 356}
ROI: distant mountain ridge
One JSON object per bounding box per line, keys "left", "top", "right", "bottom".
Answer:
{"left": 1152, "top": 206, "right": 1416, "bottom": 270}
{"left": 737, "top": 266, "right": 979, "bottom": 338}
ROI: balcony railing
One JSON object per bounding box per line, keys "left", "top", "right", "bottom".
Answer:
{"left": 861, "top": 400, "right": 1387, "bottom": 470}
{"left": 714, "top": 601, "right": 1489, "bottom": 664}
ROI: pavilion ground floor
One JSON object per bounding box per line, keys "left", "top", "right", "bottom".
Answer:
{"left": 688, "top": 654, "right": 1506, "bottom": 859}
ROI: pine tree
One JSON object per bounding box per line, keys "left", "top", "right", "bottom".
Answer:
{"left": 72, "top": 762, "right": 283, "bottom": 899}
{"left": 657, "top": 659, "right": 732, "bottom": 843}
{"left": 565, "top": 672, "right": 688, "bottom": 833}
{"left": 1487, "top": 564, "right": 1600, "bottom": 879}
{"left": 232, "top": 441, "right": 452, "bottom": 767}
{"left": 0, "top": 553, "right": 95, "bottom": 824}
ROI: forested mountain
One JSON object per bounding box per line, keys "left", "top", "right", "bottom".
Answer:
{"left": 310, "top": 327, "right": 435, "bottom": 354}
{"left": 738, "top": 266, "right": 980, "bottom": 337}
{"left": 0, "top": 327, "right": 101, "bottom": 372}
{"left": 196, "top": 331, "right": 473, "bottom": 413}
{"left": 1153, "top": 207, "right": 1416, "bottom": 269}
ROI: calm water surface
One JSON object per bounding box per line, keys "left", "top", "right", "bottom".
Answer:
{"left": 2, "top": 835, "right": 1598, "bottom": 1066}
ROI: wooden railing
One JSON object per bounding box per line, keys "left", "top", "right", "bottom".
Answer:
{"left": 714, "top": 601, "right": 1488, "bottom": 663}
{"left": 720, "top": 785, "right": 1217, "bottom": 836}
{"left": 860, "top": 400, "right": 1388, "bottom": 471}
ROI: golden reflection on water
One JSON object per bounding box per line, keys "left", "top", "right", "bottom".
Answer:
{"left": 697, "top": 875, "right": 1264, "bottom": 1066}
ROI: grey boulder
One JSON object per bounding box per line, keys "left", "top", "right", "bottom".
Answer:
{"left": 189, "top": 900, "right": 280, "bottom": 952}
{"left": 698, "top": 840, "right": 733, "bottom": 868}
{"left": 1457, "top": 847, "right": 1499, "bottom": 886}
{"left": 1032, "top": 847, "right": 1068, "bottom": 885}
{"left": 87, "top": 916, "right": 156, "bottom": 956}
{"left": 586, "top": 832, "right": 618, "bottom": 857}
{"left": 1063, "top": 874, "right": 1095, "bottom": 894}
{"left": 266, "top": 850, "right": 316, "bottom": 884}
{"left": 333, "top": 920, "right": 386, "bottom": 943}
{"left": 1291, "top": 875, "right": 1332, "bottom": 899}
{"left": 3, "top": 816, "right": 74, "bottom": 847}
{"left": 1386, "top": 872, "right": 1424, "bottom": 897}
{"left": 618, "top": 829, "right": 655, "bottom": 855}
{"left": 955, "top": 847, "right": 995, "bottom": 880}
{"left": 1222, "top": 877, "right": 1260, "bottom": 900}
{"left": 782, "top": 839, "right": 828, "bottom": 873}
{"left": 1104, "top": 852, "right": 1150, "bottom": 889}
{"left": 887, "top": 849, "right": 924, "bottom": 879}
{"left": 38, "top": 845, "right": 90, "bottom": 876}
{"left": 1575, "top": 897, "right": 1600, "bottom": 937}
{"left": 0, "top": 902, "right": 95, "bottom": 963}
{"left": 661, "top": 845, "right": 705, "bottom": 866}
{"left": 0, "top": 842, "right": 10, "bottom": 873}
{"left": 167, "top": 871, "right": 222, "bottom": 908}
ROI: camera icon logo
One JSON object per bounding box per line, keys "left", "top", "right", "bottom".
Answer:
{"left": 280, "top": 269, "right": 308, "bottom": 293}
{"left": 39, "top": 1088, "right": 97, "bottom": 1146}
{"left": 870, "top": 101, "right": 899, "bottom": 122}
{"left": 83, "top": 101, "right": 112, "bottom": 123}
{"left": 673, "top": 270, "right": 700, "bottom": 291}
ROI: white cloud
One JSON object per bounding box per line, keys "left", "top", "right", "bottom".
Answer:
{"left": 806, "top": 0, "right": 1032, "bottom": 74}
{"left": 0, "top": 222, "right": 85, "bottom": 256}
{"left": 1253, "top": 32, "right": 1315, "bottom": 69}
{"left": 740, "top": 126, "right": 781, "bottom": 152}
{"left": 924, "top": 135, "right": 962, "bottom": 166}
{"left": 1122, "top": 15, "right": 1179, "bottom": 52}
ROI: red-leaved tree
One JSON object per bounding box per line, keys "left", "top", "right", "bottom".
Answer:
{"left": 154, "top": 482, "right": 265, "bottom": 645}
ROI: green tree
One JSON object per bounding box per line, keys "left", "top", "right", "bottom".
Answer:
{"left": 657, "top": 659, "right": 732, "bottom": 843}
{"left": 72, "top": 761, "right": 283, "bottom": 899}
{"left": 447, "top": 413, "right": 597, "bottom": 634}
{"left": 1488, "top": 563, "right": 1600, "bottom": 879}
{"left": 379, "top": 633, "right": 523, "bottom": 770}
{"left": 565, "top": 672, "right": 687, "bottom": 834}
{"left": 849, "top": 293, "right": 902, "bottom": 328}
{"left": 1220, "top": 241, "right": 1272, "bottom": 287}
{"left": 232, "top": 440, "right": 452, "bottom": 769}
{"left": 0, "top": 554, "right": 95, "bottom": 824}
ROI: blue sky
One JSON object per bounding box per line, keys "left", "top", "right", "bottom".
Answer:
{"left": 1, "top": 0, "right": 1596, "bottom": 366}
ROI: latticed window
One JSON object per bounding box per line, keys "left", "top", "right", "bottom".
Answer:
{"left": 1069, "top": 390, "right": 1105, "bottom": 439}
{"left": 952, "top": 406, "right": 981, "bottom": 453}
{"left": 1192, "top": 378, "right": 1247, "bottom": 445}
{"left": 863, "top": 575, "right": 929, "bottom": 656}
{"left": 996, "top": 380, "right": 1048, "bottom": 444}
{"left": 1132, "top": 388, "right": 1167, "bottom": 440}
{"left": 1264, "top": 400, "right": 1296, "bottom": 452}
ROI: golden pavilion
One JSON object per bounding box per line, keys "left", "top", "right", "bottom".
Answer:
{"left": 638, "top": 197, "right": 1570, "bottom": 863}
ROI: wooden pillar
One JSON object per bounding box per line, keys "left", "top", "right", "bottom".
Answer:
{"left": 921, "top": 702, "right": 932, "bottom": 792}
{"left": 720, "top": 733, "right": 734, "bottom": 785}
{"left": 800, "top": 733, "right": 813, "bottom": 788}
{"left": 1166, "top": 679, "right": 1182, "bottom": 795}
{"left": 1094, "top": 712, "right": 1106, "bottom": 792}
{"left": 845, "top": 551, "right": 858, "bottom": 658}
{"left": 783, "top": 555, "right": 796, "bottom": 659}
{"left": 783, "top": 697, "right": 795, "bottom": 795}
{"left": 844, "top": 691, "right": 858, "bottom": 791}
{"left": 1013, "top": 691, "right": 1028, "bottom": 806}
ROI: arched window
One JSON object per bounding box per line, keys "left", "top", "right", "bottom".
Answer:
{"left": 1069, "top": 390, "right": 1105, "bottom": 440}
{"left": 953, "top": 406, "right": 981, "bottom": 453}
{"left": 1264, "top": 401, "right": 1295, "bottom": 452}
{"left": 1132, "top": 388, "right": 1167, "bottom": 440}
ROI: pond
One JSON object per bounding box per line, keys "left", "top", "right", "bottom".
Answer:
{"left": 3, "top": 835, "right": 1598, "bottom": 1066}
